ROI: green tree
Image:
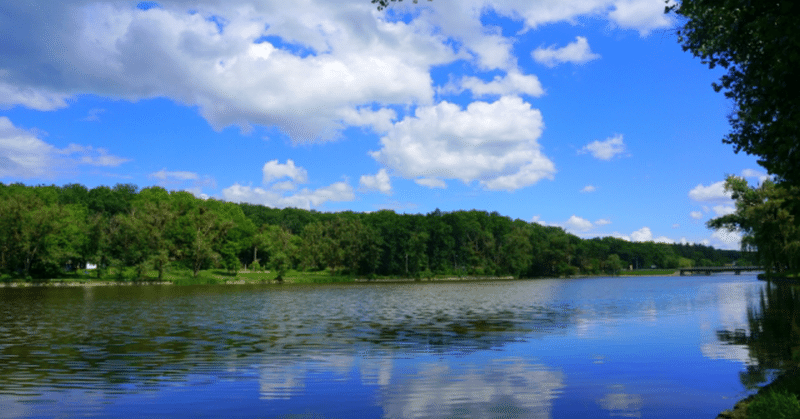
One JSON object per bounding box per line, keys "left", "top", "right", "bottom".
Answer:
{"left": 605, "top": 254, "right": 624, "bottom": 276}
{"left": 707, "top": 176, "right": 800, "bottom": 276}
{"left": 668, "top": 1, "right": 800, "bottom": 184}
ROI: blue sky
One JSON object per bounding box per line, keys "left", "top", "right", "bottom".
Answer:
{"left": 0, "top": 0, "right": 763, "bottom": 249}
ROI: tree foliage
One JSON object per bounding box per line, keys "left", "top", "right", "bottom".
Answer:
{"left": 0, "top": 182, "right": 750, "bottom": 282}
{"left": 667, "top": 0, "right": 800, "bottom": 184}
{"left": 707, "top": 176, "right": 800, "bottom": 276}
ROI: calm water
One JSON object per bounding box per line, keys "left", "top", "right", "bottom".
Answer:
{"left": 0, "top": 274, "right": 784, "bottom": 418}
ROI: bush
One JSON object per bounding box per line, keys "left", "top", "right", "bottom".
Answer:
{"left": 748, "top": 390, "right": 800, "bottom": 419}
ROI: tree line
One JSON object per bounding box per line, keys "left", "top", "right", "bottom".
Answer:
{"left": 0, "top": 182, "right": 748, "bottom": 281}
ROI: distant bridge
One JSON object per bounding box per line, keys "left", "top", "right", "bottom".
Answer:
{"left": 679, "top": 266, "right": 762, "bottom": 276}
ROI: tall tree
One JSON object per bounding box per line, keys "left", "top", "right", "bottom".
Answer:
{"left": 707, "top": 176, "right": 800, "bottom": 276}
{"left": 668, "top": 1, "right": 800, "bottom": 184}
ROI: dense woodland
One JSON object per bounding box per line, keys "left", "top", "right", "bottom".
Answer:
{"left": 0, "top": 182, "right": 749, "bottom": 281}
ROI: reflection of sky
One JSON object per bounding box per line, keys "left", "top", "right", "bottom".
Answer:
{"left": 0, "top": 275, "right": 769, "bottom": 418}
{"left": 378, "top": 356, "right": 564, "bottom": 419}
{"left": 698, "top": 281, "right": 759, "bottom": 365}
{"left": 597, "top": 385, "right": 643, "bottom": 418}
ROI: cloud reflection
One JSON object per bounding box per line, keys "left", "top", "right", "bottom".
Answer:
{"left": 378, "top": 357, "right": 564, "bottom": 419}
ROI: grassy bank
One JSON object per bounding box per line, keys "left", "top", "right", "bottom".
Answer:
{"left": 0, "top": 267, "right": 363, "bottom": 286}
{"left": 717, "top": 367, "right": 800, "bottom": 419}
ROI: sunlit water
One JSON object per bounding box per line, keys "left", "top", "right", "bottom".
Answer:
{"left": 0, "top": 274, "right": 769, "bottom": 418}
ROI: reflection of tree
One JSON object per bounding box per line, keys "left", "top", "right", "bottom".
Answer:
{"left": 716, "top": 283, "right": 800, "bottom": 388}
{"left": 0, "top": 283, "right": 575, "bottom": 395}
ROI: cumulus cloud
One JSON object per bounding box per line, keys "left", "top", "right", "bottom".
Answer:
{"left": 262, "top": 159, "right": 308, "bottom": 184}
{"left": 0, "top": 116, "right": 128, "bottom": 179}
{"left": 371, "top": 96, "right": 555, "bottom": 191}
{"left": 630, "top": 226, "right": 652, "bottom": 242}
{"left": 440, "top": 70, "right": 545, "bottom": 98}
{"left": 688, "top": 181, "right": 731, "bottom": 202}
{"left": 579, "top": 134, "right": 627, "bottom": 160}
{"left": 690, "top": 211, "right": 703, "bottom": 220}
{"left": 149, "top": 168, "right": 216, "bottom": 196}
{"left": 741, "top": 168, "right": 769, "bottom": 184}
{"left": 223, "top": 159, "right": 354, "bottom": 209}
{"left": 359, "top": 168, "right": 392, "bottom": 194}
{"left": 581, "top": 185, "right": 596, "bottom": 193}
{"left": 414, "top": 177, "right": 447, "bottom": 189}
{"left": 0, "top": 1, "right": 456, "bottom": 141}
{"left": 709, "top": 229, "right": 742, "bottom": 250}
{"left": 609, "top": 0, "right": 673, "bottom": 36}
{"left": 564, "top": 215, "right": 594, "bottom": 232}
{"left": 0, "top": 0, "right": 675, "bottom": 142}
{"left": 538, "top": 215, "right": 611, "bottom": 234}
{"left": 626, "top": 226, "right": 673, "bottom": 243}
{"left": 712, "top": 205, "right": 736, "bottom": 216}
{"left": 532, "top": 36, "right": 601, "bottom": 68}
{"left": 222, "top": 181, "right": 354, "bottom": 210}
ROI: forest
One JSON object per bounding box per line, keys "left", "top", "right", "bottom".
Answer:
{"left": 0, "top": 182, "right": 749, "bottom": 282}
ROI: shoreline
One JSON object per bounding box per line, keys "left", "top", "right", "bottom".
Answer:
{"left": 1, "top": 270, "right": 752, "bottom": 288}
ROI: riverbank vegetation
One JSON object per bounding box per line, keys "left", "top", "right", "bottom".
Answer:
{"left": 0, "top": 182, "right": 749, "bottom": 284}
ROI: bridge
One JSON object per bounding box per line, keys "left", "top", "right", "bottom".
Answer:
{"left": 679, "top": 266, "right": 761, "bottom": 276}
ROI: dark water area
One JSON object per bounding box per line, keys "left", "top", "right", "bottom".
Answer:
{"left": 0, "top": 274, "right": 790, "bottom": 418}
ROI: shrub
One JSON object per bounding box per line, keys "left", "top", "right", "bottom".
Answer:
{"left": 748, "top": 390, "right": 800, "bottom": 419}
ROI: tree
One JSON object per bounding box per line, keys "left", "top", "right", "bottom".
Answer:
{"left": 605, "top": 254, "right": 624, "bottom": 276}
{"left": 707, "top": 176, "right": 800, "bottom": 276}
{"left": 667, "top": 1, "right": 800, "bottom": 184}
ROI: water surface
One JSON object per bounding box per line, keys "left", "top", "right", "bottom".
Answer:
{"left": 0, "top": 274, "right": 776, "bottom": 418}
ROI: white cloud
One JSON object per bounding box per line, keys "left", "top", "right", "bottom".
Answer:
{"left": 371, "top": 96, "right": 555, "bottom": 191}
{"left": 67, "top": 145, "right": 130, "bottom": 167}
{"left": 0, "top": 116, "right": 128, "bottom": 179}
{"left": 359, "top": 168, "right": 392, "bottom": 194}
{"left": 440, "top": 70, "right": 545, "bottom": 98}
{"left": 0, "top": 0, "right": 674, "bottom": 142}
{"left": 709, "top": 229, "right": 742, "bottom": 250}
{"left": 690, "top": 211, "right": 703, "bottom": 220}
{"left": 262, "top": 159, "right": 308, "bottom": 184}
{"left": 0, "top": 1, "right": 457, "bottom": 141}
{"left": 149, "top": 168, "right": 216, "bottom": 195}
{"left": 222, "top": 181, "right": 354, "bottom": 210}
{"left": 224, "top": 159, "right": 353, "bottom": 209}
{"left": 414, "top": 177, "right": 447, "bottom": 189}
{"left": 564, "top": 215, "right": 593, "bottom": 232}
{"left": 581, "top": 185, "right": 596, "bottom": 193}
{"left": 82, "top": 108, "right": 106, "bottom": 122}
{"left": 688, "top": 181, "right": 731, "bottom": 202}
{"left": 672, "top": 223, "right": 680, "bottom": 228}
{"left": 712, "top": 205, "right": 736, "bottom": 216}
{"left": 741, "top": 168, "right": 769, "bottom": 184}
{"left": 595, "top": 218, "right": 611, "bottom": 226}
{"left": 609, "top": 0, "right": 674, "bottom": 36}
{"left": 579, "top": 134, "right": 627, "bottom": 160}
{"left": 532, "top": 36, "right": 601, "bottom": 68}
{"left": 630, "top": 226, "right": 652, "bottom": 242}
{"left": 150, "top": 169, "right": 199, "bottom": 181}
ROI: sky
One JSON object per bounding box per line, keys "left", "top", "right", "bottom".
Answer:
{"left": 0, "top": 0, "right": 766, "bottom": 250}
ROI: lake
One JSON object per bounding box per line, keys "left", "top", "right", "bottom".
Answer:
{"left": 0, "top": 274, "right": 785, "bottom": 418}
